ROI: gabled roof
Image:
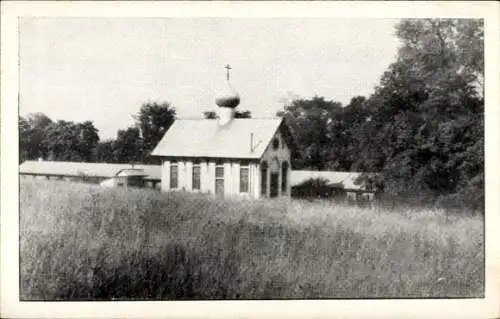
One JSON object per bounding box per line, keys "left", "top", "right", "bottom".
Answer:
{"left": 291, "top": 170, "right": 370, "bottom": 191}
{"left": 151, "top": 118, "right": 289, "bottom": 159}
{"left": 19, "top": 161, "right": 161, "bottom": 180}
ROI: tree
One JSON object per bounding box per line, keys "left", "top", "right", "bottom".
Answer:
{"left": 276, "top": 96, "right": 344, "bottom": 170}
{"left": 135, "top": 102, "right": 176, "bottom": 161}
{"left": 19, "top": 116, "right": 32, "bottom": 163}
{"left": 274, "top": 19, "right": 484, "bottom": 210}
{"left": 339, "top": 96, "right": 379, "bottom": 172}
{"left": 202, "top": 109, "right": 252, "bottom": 119}
{"left": 42, "top": 119, "right": 100, "bottom": 162}
{"left": 19, "top": 114, "right": 101, "bottom": 163}
{"left": 202, "top": 111, "right": 218, "bottom": 119}
{"left": 235, "top": 110, "right": 252, "bottom": 118}
{"left": 395, "top": 19, "right": 484, "bottom": 98}
{"left": 44, "top": 120, "right": 82, "bottom": 161}
{"left": 27, "top": 112, "right": 52, "bottom": 130}
{"left": 20, "top": 113, "right": 53, "bottom": 161}
{"left": 76, "top": 121, "right": 100, "bottom": 162}
{"left": 94, "top": 140, "right": 117, "bottom": 163}
{"left": 114, "top": 127, "right": 143, "bottom": 164}
{"left": 359, "top": 19, "right": 484, "bottom": 209}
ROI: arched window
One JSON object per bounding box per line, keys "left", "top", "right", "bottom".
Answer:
{"left": 261, "top": 161, "right": 268, "bottom": 196}
{"left": 215, "top": 161, "right": 224, "bottom": 195}
{"left": 281, "top": 161, "right": 289, "bottom": 193}
{"left": 272, "top": 138, "right": 280, "bottom": 150}
{"left": 240, "top": 161, "right": 250, "bottom": 193}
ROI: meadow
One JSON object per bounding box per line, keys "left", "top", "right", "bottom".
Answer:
{"left": 20, "top": 179, "right": 484, "bottom": 300}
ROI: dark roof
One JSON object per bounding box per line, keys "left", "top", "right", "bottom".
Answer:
{"left": 19, "top": 161, "right": 161, "bottom": 180}
{"left": 151, "top": 118, "right": 293, "bottom": 159}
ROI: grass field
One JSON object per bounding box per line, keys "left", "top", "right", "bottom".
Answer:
{"left": 20, "top": 179, "right": 484, "bottom": 300}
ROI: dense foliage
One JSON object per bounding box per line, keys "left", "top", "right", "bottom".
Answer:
{"left": 20, "top": 102, "right": 176, "bottom": 165}
{"left": 278, "top": 19, "right": 484, "bottom": 210}
{"left": 19, "top": 113, "right": 100, "bottom": 163}
{"left": 291, "top": 178, "right": 346, "bottom": 201}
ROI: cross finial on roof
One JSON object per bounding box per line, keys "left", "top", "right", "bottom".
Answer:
{"left": 225, "top": 64, "right": 232, "bottom": 81}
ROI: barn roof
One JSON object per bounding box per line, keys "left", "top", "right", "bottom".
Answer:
{"left": 19, "top": 161, "right": 161, "bottom": 180}
{"left": 291, "top": 170, "right": 370, "bottom": 191}
{"left": 151, "top": 118, "right": 291, "bottom": 159}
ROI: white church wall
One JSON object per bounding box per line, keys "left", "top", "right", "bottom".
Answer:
{"left": 259, "top": 129, "right": 292, "bottom": 198}
{"left": 250, "top": 162, "right": 260, "bottom": 198}
{"left": 181, "top": 161, "right": 187, "bottom": 190}
{"left": 186, "top": 161, "right": 193, "bottom": 191}
{"left": 159, "top": 128, "right": 292, "bottom": 200}
{"left": 200, "top": 160, "right": 209, "bottom": 193}
{"left": 160, "top": 157, "right": 262, "bottom": 199}
{"left": 230, "top": 162, "right": 238, "bottom": 197}
{"left": 207, "top": 160, "right": 214, "bottom": 194}
{"left": 224, "top": 162, "right": 232, "bottom": 196}
{"left": 161, "top": 160, "right": 170, "bottom": 192}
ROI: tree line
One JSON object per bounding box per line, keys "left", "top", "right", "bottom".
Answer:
{"left": 277, "top": 19, "right": 484, "bottom": 210}
{"left": 19, "top": 19, "right": 483, "bottom": 209}
{"left": 20, "top": 102, "right": 177, "bottom": 165}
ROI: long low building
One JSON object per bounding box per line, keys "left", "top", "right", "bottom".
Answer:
{"left": 19, "top": 160, "right": 162, "bottom": 188}
{"left": 19, "top": 160, "right": 377, "bottom": 201}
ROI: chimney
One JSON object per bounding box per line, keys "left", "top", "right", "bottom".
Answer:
{"left": 250, "top": 133, "right": 254, "bottom": 152}
{"left": 218, "top": 107, "right": 235, "bottom": 126}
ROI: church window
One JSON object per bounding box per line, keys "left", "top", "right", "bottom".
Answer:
{"left": 215, "top": 162, "right": 224, "bottom": 195}
{"left": 272, "top": 138, "right": 280, "bottom": 150}
{"left": 261, "top": 161, "right": 268, "bottom": 196}
{"left": 281, "top": 161, "right": 289, "bottom": 193}
{"left": 240, "top": 163, "right": 249, "bottom": 193}
{"left": 170, "top": 162, "right": 178, "bottom": 189}
{"left": 192, "top": 163, "right": 201, "bottom": 190}
{"left": 215, "top": 166, "right": 224, "bottom": 178}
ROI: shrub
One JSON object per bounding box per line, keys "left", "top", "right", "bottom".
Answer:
{"left": 291, "top": 178, "right": 345, "bottom": 200}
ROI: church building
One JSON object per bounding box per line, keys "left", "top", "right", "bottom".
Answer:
{"left": 151, "top": 66, "right": 295, "bottom": 198}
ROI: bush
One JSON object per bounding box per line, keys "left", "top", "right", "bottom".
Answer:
{"left": 291, "top": 178, "right": 346, "bottom": 201}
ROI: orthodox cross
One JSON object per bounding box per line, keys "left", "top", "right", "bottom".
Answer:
{"left": 225, "top": 64, "right": 232, "bottom": 81}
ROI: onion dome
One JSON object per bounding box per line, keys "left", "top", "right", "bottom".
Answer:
{"left": 215, "top": 82, "right": 240, "bottom": 108}
{"left": 215, "top": 64, "right": 240, "bottom": 109}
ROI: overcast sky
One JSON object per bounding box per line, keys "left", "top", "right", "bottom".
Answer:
{"left": 20, "top": 18, "right": 401, "bottom": 139}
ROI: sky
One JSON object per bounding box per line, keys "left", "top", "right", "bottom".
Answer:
{"left": 20, "top": 18, "right": 401, "bottom": 139}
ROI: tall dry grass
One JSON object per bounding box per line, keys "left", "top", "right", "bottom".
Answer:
{"left": 20, "top": 179, "right": 484, "bottom": 300}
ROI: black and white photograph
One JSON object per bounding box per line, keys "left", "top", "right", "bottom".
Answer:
{"left": 1, "top": 1, "right": 499, "bottom": 318}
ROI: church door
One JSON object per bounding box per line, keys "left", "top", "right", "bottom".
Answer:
{"left": 270, "top": 172, "right": 279, "bottom": 198}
